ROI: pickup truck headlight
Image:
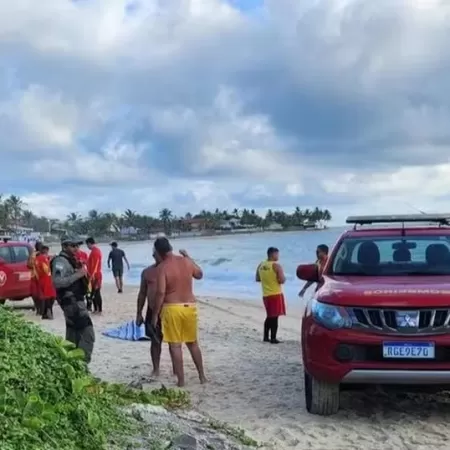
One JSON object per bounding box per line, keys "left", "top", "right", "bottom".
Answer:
{"left": 311, "top": 299, "right": 352, "bottom": 330}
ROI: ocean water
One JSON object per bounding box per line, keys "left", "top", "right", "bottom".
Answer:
{"left": 95, "top": 229, "right": 344, "bottom": 305}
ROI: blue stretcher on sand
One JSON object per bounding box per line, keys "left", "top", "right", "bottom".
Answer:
{"left": 102, "top": 320, "right": 150, "bottom": 341}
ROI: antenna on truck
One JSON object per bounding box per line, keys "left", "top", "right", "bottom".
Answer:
{"left": 404, "top": 202, "right": 427, "bottom": 215}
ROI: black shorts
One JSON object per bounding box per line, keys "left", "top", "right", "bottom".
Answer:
{"left": 112, "top": 267, "right": 123, "bottom": 277}
{"left": 145, "top": 308, "right": 163, "bottom": 343}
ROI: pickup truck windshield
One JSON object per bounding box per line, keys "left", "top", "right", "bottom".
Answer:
{"left": 331, "top": 235, "right": 450, "bottom": 276}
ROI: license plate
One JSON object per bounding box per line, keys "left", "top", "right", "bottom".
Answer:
{"left": 383, "top": 342, "right": 435, "bottom": 359}
{"left": 16, "top": 272, "right": 31, "bottom": 281}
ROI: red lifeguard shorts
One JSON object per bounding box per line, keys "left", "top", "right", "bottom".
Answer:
{"left": 263, "top": 293, "right": 286, "bottom": 318}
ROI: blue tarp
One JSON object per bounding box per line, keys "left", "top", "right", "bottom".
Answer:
{"left": 102, "top": 320, "right": 150, "bottom": 341}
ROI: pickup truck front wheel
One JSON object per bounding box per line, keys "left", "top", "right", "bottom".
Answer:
{"left": 304, "top": 370, "right": 340, "bottom": 415}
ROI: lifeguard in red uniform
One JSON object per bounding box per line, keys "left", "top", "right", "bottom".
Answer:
{"left": 86, "top": 237, "right": 103, "bottom": 314}
{"left": 75, "top": 241, "right": 91, "bottom": 310}
{"left": 75, "top": 243, "right": 88, "bottom": 266}
{"left": 35, "top": 245, "right": 56, "bottom": 319}
{"left": 256, "top": 246, "right": 286, "bottom": 344}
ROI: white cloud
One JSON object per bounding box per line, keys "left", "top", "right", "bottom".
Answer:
{"left": 14, "top": 86, "right": 78, "bottom": 148}
{"left": 1, "top": 0, "right": 450, "bottom": 224}
{"left": 20, "top": 193, "right": 92, "bottom": 219}
{"left": 31, "top": 140, "right": 147, "bottom": 183}
{"left": 149, "top": 86, "right": 303, "bottom": 184}
{"left": 322, "top": 162, "right": 450, "bottom": 200}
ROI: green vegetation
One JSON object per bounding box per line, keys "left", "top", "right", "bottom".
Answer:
{"left": 207, "top": 419, "right": 260, "bottom": 447}
{"left": 0, "top": 306, "right": 189, "bottom": 450}
{"left": 0, "top": 193, "right": 331, "bottom": 237}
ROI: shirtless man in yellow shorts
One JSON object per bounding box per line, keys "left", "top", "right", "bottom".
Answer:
{"left": 151, "top": 237, "right": 207, "bottom": 387}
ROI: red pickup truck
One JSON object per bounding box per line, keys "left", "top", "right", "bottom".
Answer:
{"left": 0, "top": 240, "right": 33, "bottom": 305}
{"left": 297, "top": 214, "right": 450, "bottom": 415}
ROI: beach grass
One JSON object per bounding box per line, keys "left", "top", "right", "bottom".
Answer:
{"left": 0, "top": 306, "right": 189, "bottom": 450}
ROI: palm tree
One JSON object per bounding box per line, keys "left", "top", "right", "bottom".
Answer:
{"left": 323, "top": 209, "right": 332, "bottom": 222}
{"left": 86, "top": 209, "right": 103, "bottom": 235}
{"left": 265, "top": 209, "right": 274, "bottom": 226}
{"left": 294, "top": 207, "right": 303, "bottom": 226}
{"left": 102, "top": 213, "right": 118, "bottom": 233}
{"left": 88, "top": 209, "right": 100, "bottom": 220}
{"left": 67, "top": 212, "right": 81, "bottom": 223}
{"left": 5, "top": 195, "right": 23, "bottom": 230}
{"left": 122, "top": 209, "right": 137, "bottom": 228}
{"left": 22, "top": 210, "right": 34, "bottom": 228}
{"left": 66, "top": 212, "right": 82, "bottom": 234}
{"left": 0, "top": 194, "right": 7, "bottom": 229}
{"left": 159, "top": 208, "right": 173, "bottom": 235}
{"left": 0, "top": 192, "right": 334, "bottom": 235}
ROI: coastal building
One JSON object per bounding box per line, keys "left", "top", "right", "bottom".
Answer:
{"left": 120, "top": 226, "right": 139, "bottom": 236}
{"left": 266, "top": 222, "right": 283, "bottom": 231}
{"left": 0, "top": 228, "right": 10, "bottom": 240}
{"left": 218, "top": 218, "right": 241, "bottom": 230}
{"left": 182, "top": 218, "right": 208, "bottom": 231}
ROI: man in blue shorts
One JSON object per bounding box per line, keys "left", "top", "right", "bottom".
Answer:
{"left": 107, "top": 242, "right": 130, "bottom": 293}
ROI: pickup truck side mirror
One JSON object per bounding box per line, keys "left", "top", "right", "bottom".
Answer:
{"left": 296, "top": 263, "right": 320, "bottom": 282}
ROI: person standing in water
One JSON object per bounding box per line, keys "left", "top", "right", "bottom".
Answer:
{"left": 298, "top": 244, "right": 329, "bottom": 297}
{"left": 256, "top": 247, "right": 286, "bottom": 344}
{"left": 136, "top": 249, "right": 175, "bottom": 378}
{"left": 107, "top": 242, "right": 130, "bottom": 293}
{"left": 151, "top": 237, "right": 207, "bottom": 387}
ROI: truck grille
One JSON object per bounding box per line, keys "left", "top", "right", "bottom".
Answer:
{"left": 348, "top": 308, "right": 450, "bottom": 335}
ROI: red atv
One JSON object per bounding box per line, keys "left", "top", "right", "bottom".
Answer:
{"left": 298, "top": 214, "right": 450, "bottom": 415}
{"left": 0, "top": 240, "right": 33, "bottom": 305}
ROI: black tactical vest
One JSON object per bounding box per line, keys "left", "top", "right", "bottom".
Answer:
{"left": 51, "top": 253, "right": 89, "bottom": 302}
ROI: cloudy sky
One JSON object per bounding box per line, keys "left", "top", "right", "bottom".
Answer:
{"left": 1, "top": 0, "right": 449, "bottom": 224}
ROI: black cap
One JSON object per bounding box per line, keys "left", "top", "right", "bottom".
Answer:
{"left": 61, "top": 237, "right": 83, "bottom": 246}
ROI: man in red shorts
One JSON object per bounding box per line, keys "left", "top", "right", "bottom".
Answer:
{"left": 256, "top": 247, "right": 286, "bottom": 344}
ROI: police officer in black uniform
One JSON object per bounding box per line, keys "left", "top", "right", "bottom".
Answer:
{"left": 51, "top": 237, "right": 95, "bottom": 363}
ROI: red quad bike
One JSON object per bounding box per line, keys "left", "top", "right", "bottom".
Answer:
{"left": 297, "top": 214, "right": 450, "bottom": 415}
{"left": 0, "top": 240, "right": 33, "bottom": 306}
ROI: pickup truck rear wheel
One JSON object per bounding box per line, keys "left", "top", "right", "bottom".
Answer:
{"left": 0, "top": 299, "right": 6, "bottom": 306}
{"left": 304, "top": 370, "right": 340, "bottom": 415}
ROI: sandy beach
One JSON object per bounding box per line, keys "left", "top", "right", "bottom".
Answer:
{"left": 12, "top": 285, "right": 450, "bottom": 450}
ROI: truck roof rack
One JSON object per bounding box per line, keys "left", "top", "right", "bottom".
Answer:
{"left": 346, "top": 214, "right": 450, "bottom": 228}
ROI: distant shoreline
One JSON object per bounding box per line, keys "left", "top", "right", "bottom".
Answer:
{"left": 85, "top": 226, "right": 328, "bottom": 245}
{"left": 38, "top": 226, "right": 329, "bottom": 244}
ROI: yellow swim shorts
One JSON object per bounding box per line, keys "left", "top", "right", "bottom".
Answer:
{"left": 161, "top": 303, "right": 198, "bottom": 344}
